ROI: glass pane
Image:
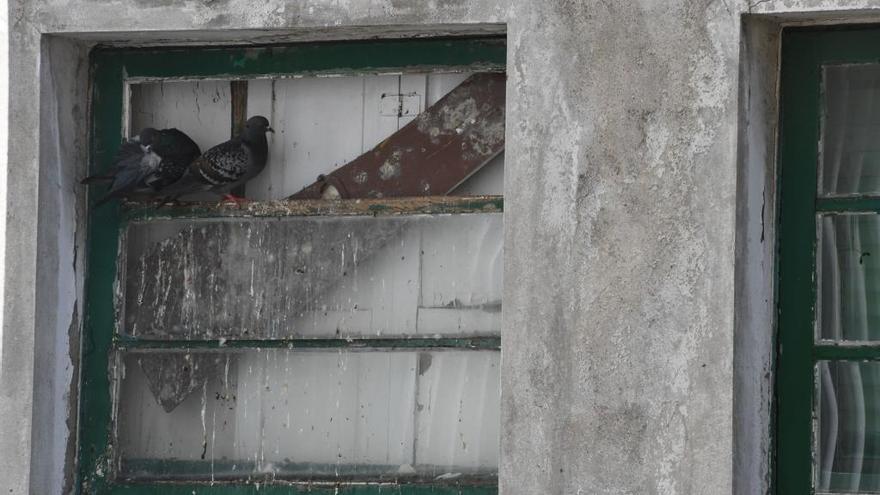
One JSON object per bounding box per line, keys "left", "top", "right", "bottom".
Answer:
{"left": 116, "top": 348, "right": 499, "bottom": 481}
{"left": 818, "top": 361, "right": 880, "bottom": 493}
{"left": 121, "top": 213, "right": 502, "bottom": 339}
{"left": 819, "top": 214, "right": 880, "bottom": 341}
{"left": 821, "top": 64, "right": 880, "bottom": 195}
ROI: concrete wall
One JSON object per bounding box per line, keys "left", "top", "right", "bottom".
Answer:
{"left": 9, "top": 0, "right": 880, "bottom": 494}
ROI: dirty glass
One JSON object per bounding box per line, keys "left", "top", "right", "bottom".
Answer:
{"left": 817, "top": 360, "right": 880, "bottom": 493}
{"left": 819, "top": 214, "right": 880, "bottom": 341}
{"left": 821, "top": 64, "right": 880, "bottom": 196}
{"left": 116, "top": 349, "right": 500, "bottom": 481}
{"left": 121, "top": 213, "right": 502, "bottom": 340}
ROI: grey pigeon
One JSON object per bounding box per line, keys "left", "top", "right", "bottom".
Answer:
{"left": 160, "top": 116, "right": 274, "bottom": 202}
{"left": 81, "top": 128, "right": 200, "bottom": 207}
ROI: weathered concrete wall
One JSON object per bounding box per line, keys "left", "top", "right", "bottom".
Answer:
{"left": 10, "top": 0, "right": 880, "bottom": 494}
{"left": 2, "top": 1, "right": 45, "bottom": 494}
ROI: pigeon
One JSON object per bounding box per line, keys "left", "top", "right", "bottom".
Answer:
{"left": 81, "top": 127, "right": 200, "bottom": 207}
{"left": 159, "top": 116, "right": 274, "bottom": 202}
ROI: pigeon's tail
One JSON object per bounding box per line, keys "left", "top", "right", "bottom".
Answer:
{"left": 86, "top": 183, "right": 131, "bottom": 209}
{"left": 80, "top": 174, "right": 114, "bottom": 185}
{"left": 81, "top": 141, "right": 146, "bottom": 186}
{"left": 91, "top": 192, "right": 117, "bottom": 209}
{"left": 157, "top": 176, "right": 203, "bottom": 205}
{"left": 156, "top": 162, "right": 213, "bottom": 204}
{"left": 114, "top": 140, "right": 146, "bottom": 163}
{"left": 112, "top": 153, "right": 152, "bottom": 194}
{"left": 87, "top": 142, "right": 156, "bottom": 209}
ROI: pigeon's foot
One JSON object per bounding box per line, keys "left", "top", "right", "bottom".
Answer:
{"left": 220, "top": 194, "right": 249, "bottom": 207}
{"left": 155, "top": 197, "right": 179, "bottom": 210}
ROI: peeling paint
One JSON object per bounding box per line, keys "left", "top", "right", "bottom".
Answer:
{"left": 122, "top": 212, "right": 502, "bottom": 340}
{"left": 378, "top": 150, "right": 403, "bottom": 180}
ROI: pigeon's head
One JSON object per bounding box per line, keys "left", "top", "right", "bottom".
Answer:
{"left": 243, "top": 116, "right": 274, "bottom": 140}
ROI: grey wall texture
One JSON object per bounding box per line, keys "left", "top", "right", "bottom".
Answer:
{"left": 7, "top": 0, "right": 880, "bottom": 494}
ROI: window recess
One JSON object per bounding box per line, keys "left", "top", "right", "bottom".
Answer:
{"left": 79, "top": 38, "right": 505, "bottom": 494}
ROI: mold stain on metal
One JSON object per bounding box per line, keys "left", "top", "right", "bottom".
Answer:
{"left": 378, "top": 150, "right": 403, "bottom": 181}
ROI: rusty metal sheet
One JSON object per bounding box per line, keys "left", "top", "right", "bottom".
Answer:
{"left": 288, "top": 72, "right": 505, "bottom": 199}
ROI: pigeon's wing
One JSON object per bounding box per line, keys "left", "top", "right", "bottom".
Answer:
{"left": 197, "top": 139, "right": 249, "bottom": 186}
{"left": 143, "top": 129, "right": 201, "bottom": 190}
{"left": 92, "top": 143, "right": 162, "bottom": 207}
{"left": 155, "top": 162, "right": 212, "bottom": 201}
{"left": 157, "top": 138, "right": 250, "bottom": 202}
{"left": 112, "top": 144, "right": 160, "bottom": 192}
{"left": 80, "top": 174, "right": 114, "bottom": 185}
{"left": 152, "top": 129, "right": 201, "bottom": 163}
{"left": 113, "top": 139, "right": 147, "bottom": 166}
{"left": 146, "top": 160, "right": 188, "bottom": 190}
{"left": 80, "top": 138, "right": 142, "bottom": 184}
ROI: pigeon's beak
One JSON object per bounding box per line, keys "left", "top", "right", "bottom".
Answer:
{"left": 267, "top": 127, "right": 275, "bottom": 134}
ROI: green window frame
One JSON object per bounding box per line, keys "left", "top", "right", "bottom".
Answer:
{"left": 776, "top": 26, "right": 880, "bottom": 494}
{"left": 79, "top": 38, "right": 506, "bottom": 495}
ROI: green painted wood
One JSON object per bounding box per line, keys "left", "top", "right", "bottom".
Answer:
{"left": 776, "top": 28, "right": 823, "bottom": 495}
{"left": 79, "top": 47, "right": 127, "bottom": 495}
{"left": 814, "top": 345, "right": 880, "bottom": 360}
{"left": 79, "top": 38, "right": 504, "bottom": 495}
{"left": 817, "top": 197, "right": 880, "bottom": 212}
{"left": 99, "top": 38, "right": 506, "bottom": 81}
{"left": 776, "top": 26, "right": 880, "bottom": 494}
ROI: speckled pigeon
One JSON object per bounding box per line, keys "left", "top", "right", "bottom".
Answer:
{"left": 81, "top": 128, "right": 200, "bottom": 207}
{"left": 159, "top": 116, "right": 274, "bottom": 202}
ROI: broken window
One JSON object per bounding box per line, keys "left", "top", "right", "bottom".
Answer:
{"left": 79, "top": 38, "right": 505, "bottom": 493}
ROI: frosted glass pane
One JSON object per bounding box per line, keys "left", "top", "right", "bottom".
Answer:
{"left": 117, "top": 349, "right": 499, "bottom": 481}
{"left": 821, "top": 64, "right": 880, "bottom": 195}
{"left": 818, "top": 361, "right": 880, "bottom": 493}
{"left": 415, "top": 351, "right": 499, "bottom": 472}
{"left": 121, "top": 213, "right": 502, "bottom": 339}
{"left": 819, "top": 214, "right": 880, "bottom": 341}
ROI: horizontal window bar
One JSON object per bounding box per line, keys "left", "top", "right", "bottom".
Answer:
{"left": 115, "top": 336, "right": 501, "bottom": 350}
{"left": 119, "top": 459, "right": 497, "bottom": 485}
{"left": 107, "top": 482, "right": 498, "bottom": 494}
{"left": 121, "top": 196, "right": 503, "bottom": 222}
{"left": 816, "top": 197, "right": 880, "bottom": 212}
{"left": 814, "top": 344, "right": 880, "bottom": 360}
{"left": 95, "top": 37, "right": 507, "bottom": 81}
